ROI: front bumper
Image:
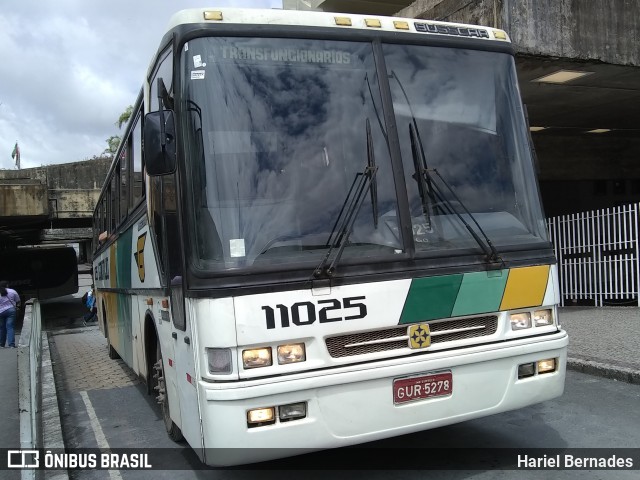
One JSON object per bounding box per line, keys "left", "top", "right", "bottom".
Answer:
{"left": 197, "top": 330, "right": 568, "bottom": 465}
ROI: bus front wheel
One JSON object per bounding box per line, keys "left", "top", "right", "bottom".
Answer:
{"left": 153, "top": 345, "right": 183, "bottom": 442}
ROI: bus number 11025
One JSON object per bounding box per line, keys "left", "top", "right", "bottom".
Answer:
{"left": 262, "top": 296, "right": 367, "bottom": 329}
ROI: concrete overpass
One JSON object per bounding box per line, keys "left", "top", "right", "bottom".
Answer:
{"left": 287, "top": 0, "right": 640, "bottom": 217}
{"left": 2, "top": 0, "right": 638, "bottom": 254}
{"left": 0, "top": 158, "right": 110, "bottom": 259}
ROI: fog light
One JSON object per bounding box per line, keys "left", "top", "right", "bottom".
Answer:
{"left": 518, "top": 362, "right": 535, "bottom": 379}
{"left": 242, "top": 347, "right": 272, "bottom": 369}
{"left": 537, "top": 358, "right": 556, "bottom": 374}
{"left": 247, "top": 407, "right": 275, "bottom": 425}
{"left": 510, "top": 312, "right": 531, "bottom": 330}
{"left": 277, "top": 343, "right": 306, "bottom": 364}
{"left": 206, "top": 348, "right": 232, "bottom": 374}
{"left": 533, "top": 309, "right": 553, "bottom": 326}
{"left": 279, "top": 402, "right": 307, "bottom": 422}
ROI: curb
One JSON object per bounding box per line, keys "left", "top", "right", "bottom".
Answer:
{"left": 42, "top": 332, "right": 69, "bottom": 480}
{"left": 567, "top": 357, "right": 640, "bottom": 385}
{"left": 48, "top": 325, "right": 99, "bottom": 337}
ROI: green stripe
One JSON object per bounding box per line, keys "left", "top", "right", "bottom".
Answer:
{"left": 117, "top": 229, "right": 132, "bottom": 289}
{"left": 399, "top": 274, "right": 463, "bottom": 324}
{"left": 451, "top": 270, "right": 508, "bottom": 317}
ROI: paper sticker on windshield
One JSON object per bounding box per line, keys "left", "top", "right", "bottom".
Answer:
{"left": 193, "top": 55, "right": 206, "bottom": 68}
{"left": 191, "top": 70, "right": 205, "bottom": 80}
{"left": 230, "top": 239, "right": 246, "bottom": 257}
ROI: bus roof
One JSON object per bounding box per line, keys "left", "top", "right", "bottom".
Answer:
{"left": 166, "top": 8, "right": 510, "bottom": 43}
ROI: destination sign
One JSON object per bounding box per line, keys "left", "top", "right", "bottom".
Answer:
{"left": 221, "top": 46, "right": 352, "bottom": 64}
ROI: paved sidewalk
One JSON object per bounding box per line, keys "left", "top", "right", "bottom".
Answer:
{"left": 0, "top": 342, "right": 21, "bottom": 479}
{"left": 560, "top": 306, "right": 640, "bottom": 384}
{"left": 49, "top": 326, "right": 139, "bottom": 392}
{"left": 0, "top": 346, "right": 20, "bottom": 447}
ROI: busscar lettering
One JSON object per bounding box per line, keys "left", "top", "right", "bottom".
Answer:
{"left": 414, "top": 22, "right": 490, "bottom": 39}
{"left": 262, "top": 296, "right": 367, "bottom": 329}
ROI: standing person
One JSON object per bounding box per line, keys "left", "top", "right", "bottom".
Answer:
{"left": 0, "top": 280, "right": 21, "bottom": 348}
{"left": 82, "top": 286, "right": 97, "bottom": 326}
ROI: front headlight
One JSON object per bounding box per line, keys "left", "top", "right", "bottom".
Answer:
{"left": 207, "top": 348, "right": 233, "bottom": 374}
{"left": 533, "top": 309, "right": 554, "bottom": 326}
{"left": 510, "top": 312, "right": 531, "bottom": 330}
{"left": 242, "top": 347, "right": 272, "bottom": 368}
{"left": 277, "top": 343, "right": 306, "bottom": 364}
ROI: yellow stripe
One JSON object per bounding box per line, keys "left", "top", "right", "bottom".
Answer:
{"left": 500, "top": 265, "right": 550, "bottom": 310}
{"left": 103, "top": 292, "right": 120, "bottom": 347}
{"left": 109, "top": 244, "right": 117, "bottom": 289}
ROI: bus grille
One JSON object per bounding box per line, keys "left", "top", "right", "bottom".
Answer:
{"left": 325, "top": 315, "right": 498, "bottom": 358}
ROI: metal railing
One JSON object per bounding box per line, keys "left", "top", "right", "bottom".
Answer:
{"left": 17, "top": 299, "right": 67, "bottom": 480}
{"left": 548, "top": 203, "right": 640, "bottom": 306}
{"left": 17, "top": 299, "right": 42, "bottom": 480}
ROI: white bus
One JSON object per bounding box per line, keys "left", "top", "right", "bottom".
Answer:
{"left": 92, "top": 8, "right": 568, "bottom": 466}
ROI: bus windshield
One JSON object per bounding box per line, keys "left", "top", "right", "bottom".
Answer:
{"left": 383, "top": 44, "right": 548, "bottom": 254}
{"left": 180, "top": 37, "right": 548, "bottom": 272}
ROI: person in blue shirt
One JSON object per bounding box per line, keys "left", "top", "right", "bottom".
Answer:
{"left": 0, "top": 280, "right": 21, "bottom": 348}
{"left": 83, "top": 287, "right": 98, "bottom": 325}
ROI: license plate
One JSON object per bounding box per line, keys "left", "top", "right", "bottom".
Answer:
{"left": 393, "top": 371, "right": 453, "bottom": 405}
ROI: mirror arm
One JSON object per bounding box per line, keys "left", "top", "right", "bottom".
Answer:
{"left": 157, "top": 78, "right": 167, "bottom": 150}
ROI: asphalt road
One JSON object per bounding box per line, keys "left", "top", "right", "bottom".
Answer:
{"left": 47, "top": 324, "right": 640, "bottom": 480}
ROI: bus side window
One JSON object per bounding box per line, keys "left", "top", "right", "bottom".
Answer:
{"left": 131, "top": 111, "right": 144, "bottom": 210}
{"left": 149, "top": 49, "right": 173, "bottom": 112}
{"left": 147, "top": 49, "right": 175, "bottom": 285}
{"left": 149, "top": 176, "right": 166, "bottom": 279}
{"left": 120, "top": 144, "right": 129, "bottom": 224}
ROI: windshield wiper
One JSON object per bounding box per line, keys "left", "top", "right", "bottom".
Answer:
{"left": 409, "top": 124, "right": 434, "bottom": 230}
{"left": 314, "top": 119, "right": 379, "bottom": 278}
{"left": 433, "top": 169, "right": 503, "bottom": 265}
{"left": 391, "top": 70, "right": 437, "bottom": 230}
{"left": 409, "top": 124, "right": 503, "bottom": 267}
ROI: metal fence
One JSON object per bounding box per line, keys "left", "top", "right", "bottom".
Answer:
{"left": 547, "top": 203, "right": 640, "bottom": 307}
{"left": 18, "top": 300, "right": 42, "bottom": 480}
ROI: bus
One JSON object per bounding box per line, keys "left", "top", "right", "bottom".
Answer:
{"left": 1, "top": 245, "right": 78, "bottom": 300}
{"left": 92, "top": 8, "right": 568, "bottom": 466}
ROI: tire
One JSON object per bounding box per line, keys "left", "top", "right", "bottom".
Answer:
{"left": 108, "top": 342, "right": 119, "bottom": 360}
{"left": 153, "top": 343, "right": 183, "bottom": 442}
{"left": 104, "top": 310, "right": 120, "bottom": 360}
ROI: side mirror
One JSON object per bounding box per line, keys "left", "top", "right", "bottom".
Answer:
{"left": 144, "top": 110, "right": 176, "bottom": 175}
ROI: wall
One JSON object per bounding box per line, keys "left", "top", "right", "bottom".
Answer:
{"left": 0, "top": 158, "right": 111, "bottom": 220}
{"left": 397, "top": 0, "right": 640, "bottom": 66}
{"left": 0, "top": 184, "right": 48, "bottom": 217}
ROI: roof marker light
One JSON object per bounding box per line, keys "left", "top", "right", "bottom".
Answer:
{"left": 203, "top": 11, "right": 223, "bottom": 21}
{"left": 365, "top": 19, "right": 381, "bottom": 28}
{"left": 335, "top": 17, "right": 352, "bottom": 26}
{"left": 394, "top": 21, "right": 410, "bottom": 30}
{"left": 493, "top": 30, "right": 508, "bottom": 40}
{"left": 533, "top": 70, "right": 593, "bottom": 84}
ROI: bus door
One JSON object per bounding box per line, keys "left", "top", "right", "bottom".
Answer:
{"left": 157, "top": 175, "right": 201, "bottom": 447}
{"left": 169, "top": 279, "right": 202, "bottom": 448}
{"left": 150, "top": 174, "right": 186, "bottom": 440}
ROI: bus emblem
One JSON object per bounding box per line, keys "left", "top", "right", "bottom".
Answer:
{"left": 134, "top": 233, "right": 147, "bottom": 282}
{"left": 408, "top": 323, "right": 431, "bottom": 349}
